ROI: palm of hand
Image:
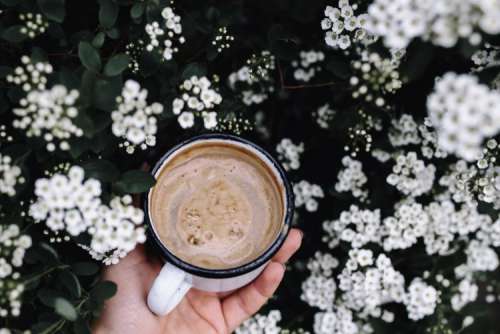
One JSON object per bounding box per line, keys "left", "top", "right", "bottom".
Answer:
{"left": 94, "top": 229, "right": 302, "bottom": 334}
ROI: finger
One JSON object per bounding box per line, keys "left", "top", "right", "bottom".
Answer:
{"left": 272, "top": 228, "right": 302, "bottom": 264}
{"left": 222, "top": 262, "right": 285, "bottom": 332}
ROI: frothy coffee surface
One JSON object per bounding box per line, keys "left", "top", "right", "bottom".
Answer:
{"left": 150, "top": 141, "right": 284, "bottom": 269}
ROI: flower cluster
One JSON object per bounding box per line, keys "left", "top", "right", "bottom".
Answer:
{"left": 29, "top": 166, "right": 146, "bottom": 264}
{"left": 427, "top": 72, "right": 500, "bottom": 161}
{"left": 19, "top": 12, "right": 48, "bottom": 39}
{"left": 6, "top": 56, "right": 52, "bottom": 92}
{"left": 335, "top": 156, "right": 368, "bottom": 201}
{"left": 350, "top": 51, "right": 402, "bottom": 108}
{"left": 471, "top": 44, "right": 500, "bottom": 72}
{"left": 321, "top": 0, "right": 375, "bottom": 50}
{"left": 236, "top": 310, "right": 282, "bottom": 334}
{"left": 145, "top": 7, "right": 185, "bottom": 61}
{"left": 313, "top": 104, "right": 336, "bottom": 129}
{"left": 366, "top": 0, "right": 500, "bottom": 49}
{"left": 291, "top": 50, "right": 325, "bottom": 82}
{"left": 382, "top": 202, "right": 428, "bottom": 251}
{"left": 338, "top": 251, "right": 406, "bottom": 317}
{"left": 228, "top": 51, "right": 276, "bottom": 106}
{"left": 111, "top": 80, "right": 163, "bottom": 154}
{"left": 322, "top": 205, "right": 382, "bottom": 249}
{"left": 294, "top": 180, "right": 324, "bottom": 212}
{"left": 212, "top": 26, "right": 234, "bottom": 53}
{"left": 0, "top": 225, "right": 31, "bottom": 318}
{"left": 172, "top": 76, "right": 222, "bottom": 129}
{"left": 0, "top": 154, "right": 24, "bottom": 197}
{"left": 13, "top": 85, "right": 83, "bottom": 152}
{"left": 301, "top": 252, "right": 339, "bottom": 311}
{"left": 276, "top": 138, "right": 304, "bottom": 171}
{"left": 450, "top": 278, "right": 478, "bottom": 311}
{"left": 403, "top": 279, "right": 438, "bottom": 321}
{"left": 313, "top": 307, "right": 367, "bottom": 334}
{"left": 389, "top": 114, "right": 420, "bottom": 147}
{"left": 386, "top": 152, "right": 436, "bottom": 197}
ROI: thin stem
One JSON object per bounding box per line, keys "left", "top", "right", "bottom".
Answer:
{"left": 23, "top": 264, "right": 69, "bottom": 285}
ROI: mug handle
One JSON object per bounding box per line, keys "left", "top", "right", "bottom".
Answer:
{"left": 147, "top": 262, "right": 192, "bottom": 316}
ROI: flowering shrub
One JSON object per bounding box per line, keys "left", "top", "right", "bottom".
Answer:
{"left": 1, "top": 0, "right": 500, "bottom": 333}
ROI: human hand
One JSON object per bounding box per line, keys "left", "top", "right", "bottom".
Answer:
{"left": 93, "top": 229, "right": 302, "bottom": 334}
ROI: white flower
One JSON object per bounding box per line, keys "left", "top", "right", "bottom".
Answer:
{"left": 276, "top": 138, "right": 304, "bottom": 171}
{"left": 321, "top": 1, "right": 376, "bottom": 50}
{"left": 386, "top": 151, "right": 436, "bottom": 197}
{"left": 19, "top": 12, "right": 48, "bottom": 39}
{"left": 294, "top": 180, "right": 324, "bottom": 212}
{"left": 323, "top": 205, "right": 383, "bottom": 249}
{"left": 173, "top": 76, "right": 222, "bottom": 129}
{"left": 451, "top": 279, "right": 478, "bottom": 311}
{"left": 0, "top": 154, "right": 24, "bottom": 197}
{"left": 145, "top": 7, "right": 183, "bottom": 61}
{"left": 0, "top": 225, "right": 31, "bottom": 318}
{"left": 367, "top": 0, "right": 500, "bottom": 49}
{"left": 314, "top": 104, "right": 336, "bottom": 129}
{"left": 112, "top": 80, "right": 163, "bottom": 154}
{"left": 30, "top": 166, "right": 146, "bottom": 265}
{"left": 236, "top": 310, "right": 282, "bottom": 334}
{"left": 178, "top": 112, "right": 195, "bottom": 129}
{"left": 12, "top": 84, "right": 82, "bottom": 152}
{"left": 335, "top": 156, "right": 368, "bottom": 200}
{"left": 427, "top": 72, "right": 500, "bottom": 161}
{"left": 292, "top": 50, "right": 325, "bottom": 82}
{"left": 403, "top": 279, "right": 438, "bottom": 320}
{"left": 314, "top": 307, "right": 366, "bottom": 334}
{"left": 383, "top": 202, "right": 429, "bottom": 251}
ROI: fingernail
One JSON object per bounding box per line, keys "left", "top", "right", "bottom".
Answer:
{"left": 281, "top": 263, "right": 287, "bottom": 271}
{"left": 297, "top": 229, "right": 304, "bottom": 239}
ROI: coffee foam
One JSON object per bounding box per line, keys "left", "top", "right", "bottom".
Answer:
{"left": 149, "top": 141, "right": 284, "bottom": 270}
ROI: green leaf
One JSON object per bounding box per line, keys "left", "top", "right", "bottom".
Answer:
{"left": 37, "top": 289, "right": 60, "bottom": 307}
{"left": 83, "top": 159, "right": 120, "bottom": 182}
{"left": 106, "top": 28, "right": 120, "bottom": 39}
{"left": 2, "top": 26, "right": 27, "bottom": 43}
{"left": 181, "top": 63, "right": 207, "bottom": 79}
{"left": 58, "top": 271, "right": 82, "bottom": 299}
{"left": 90, "top": 281, "right": 117, "bottom": 302}
{"left": 131, "top": 3, "right": 145, "bottom": 19}
{"left": 92, "top": 32, "right": 106, "bottom": 49}
{"left": 54, "top": 298, "right": 77, "bottom": 321}
{"left": 37, "top": 0, "right": 66, "bottom": 23}
{"left": 72, "top": 262, "right": 100, "bottom": 276}
{"left": 115, "top": 170, "right": 156, "bottom": 194}
{"left": 99, "top": 0, "right": 119, "bottom": 29}
{"left": 94, "top": 76, "right": 122, "bottom": 111}
{"left": 78, "top": 42, "right": 102, "bottom": 73}
{"left": 104, "top": 54, "right": 130, "bottom": 77}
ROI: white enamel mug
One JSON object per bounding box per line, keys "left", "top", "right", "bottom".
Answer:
{"left": 143, "top": 134, "right": 294, "bottom": 316}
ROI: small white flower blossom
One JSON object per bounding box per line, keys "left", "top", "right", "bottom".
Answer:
{"left": 383, "top": 202, "right": 429, "bottom": 251}
{"left": 276, "top": 138, "right": 304, "bottom": 171}
{"left": 19, "top": 12, "right": 48, "bottom": 39}
{"left": 322, "top": 1, "right": 376, "bottom": 50}
{"left": 427, "top": 72, "right": 500, "bottom": 161}
{"left": 367, "top": 0, "right": 500, "bottom": 49}
{"left": 13, "top": 85, "right": 82, "bottom": 152}
{"left": 112, "top": 80, "right": 163, "bottom": 154}
{"left": 235, "top": 310, "right": 282, "bottom": 334}
{"left": 0, "top": 224, "right": 31, "bottom": 318}
{"left": 29, "top": 166, "right": 146, "bottom": 264}
{"left": 0, "top": 154, "right": 24, "bottom": 197}
{"left": 386, "top": 152, "right": 436, "bottom": 197}
{"left": 313, "top": 104, "right": 336, "bottom": 129}
{"left": 173, "top": 76, "right": 222, "bottom": 129}
{"left": 6, "top": 56, "right": 52, "bottom": 92}
{"left": 145, "top": 7, "right": 185, "bottom": 61}
{"left": 403, "top": 279, "right": 438, "bottom": 321}
{"left": 292, "top": 50, "right": 325, "bottom": 82}
{"left": 335, "top": 156, "right": 368, "bottom": 201}
{"left": 294, "top": 180, "right": 324, "bottom": 212}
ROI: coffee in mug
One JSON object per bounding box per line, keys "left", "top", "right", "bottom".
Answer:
{"left": 145, "top": 134, "right": 293, "bottom": 316}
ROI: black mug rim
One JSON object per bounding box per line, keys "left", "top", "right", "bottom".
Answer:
{"left": 143, "top": 133, "right": 294, "bottom": 279}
